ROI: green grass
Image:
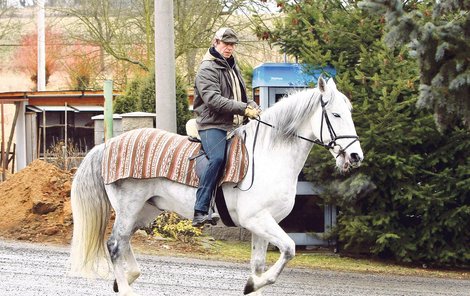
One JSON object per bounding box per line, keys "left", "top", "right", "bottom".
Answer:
{"left": 133, "top": 236, "right": 470, "bottom": 281}
{"left": 210, "top": 241, "right": 469, "bottom": 280}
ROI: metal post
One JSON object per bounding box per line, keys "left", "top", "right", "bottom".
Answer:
{"left": 104, "top": 80, "right": 113, "bottom": 141}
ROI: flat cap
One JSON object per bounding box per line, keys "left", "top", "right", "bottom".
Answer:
{"left": 214, "top": 27, "right": 239, "bottom": 43}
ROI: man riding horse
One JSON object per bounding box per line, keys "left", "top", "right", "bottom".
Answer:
{"left": 192, "top": 27, "right": 260, "bottom": 226}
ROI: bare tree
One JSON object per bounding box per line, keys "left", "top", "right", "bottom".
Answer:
{"left": 0, "top": 3, "right": 21, "bottom": 43}
{"left": 174, "top": 0, "right": 250, "bottom": 82}
{"left": 55, "top": 1, "right": 252, "bottom": 78}
{"left": 59, "top": 0, "right": 151, "bottom": 72}
{"left": 0, "top": 3, "right": 27, "bottom": 80}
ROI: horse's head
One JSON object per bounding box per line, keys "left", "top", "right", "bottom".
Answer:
{"left": 310, "top": 77, "right": 363, "bottom": 172}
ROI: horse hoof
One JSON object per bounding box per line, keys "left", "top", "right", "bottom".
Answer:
{"left": 113, "top": 280, "right": 119, "bottom": 293}
{"left": 244, "top": 276, "right": 255, "bottom": 295}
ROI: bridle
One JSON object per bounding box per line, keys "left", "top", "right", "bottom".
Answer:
{"left": 316, "top": 95, "right": 359, "bottom": 157}
{"left": 255, "top": 94, "right": 359, "bottom": 157}
{"left": 237, "top": 94, "right": 359, "bottom": 191}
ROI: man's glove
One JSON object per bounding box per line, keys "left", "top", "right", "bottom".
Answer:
{"left": 244, "top": 105, "right": 261, "bottom": 119}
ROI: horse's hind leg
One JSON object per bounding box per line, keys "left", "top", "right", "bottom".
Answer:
{"left": 108, "top": 214, "right": 141, "bottom": 296}
{"left": 109, "top": 201, "right": 160, "bottom": 295}
{"left": 106, "top": 191, "right": 149, "bottom": 296}
{"left": 242, "top": 214, "right": 295, "bottom": 295}
{"left": 112, "top": 244, "right": 141, "bottom": 293}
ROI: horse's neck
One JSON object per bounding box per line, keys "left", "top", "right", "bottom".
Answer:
{"left": 248, "top": 120, "right": 314, "bottom": 178}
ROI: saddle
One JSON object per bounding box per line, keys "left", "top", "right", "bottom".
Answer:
{"left": 102, "top": 128, "right": 248, "bottom": 189}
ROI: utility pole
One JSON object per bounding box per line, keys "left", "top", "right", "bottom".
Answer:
{"left": 154, "top": 0, "right": 176, "bottom": 133}
{"left": 37, "top": 0, "right": 46, "bottom": 91}
{"left": 103, "top": 80, "right": 114, "bottom": 141}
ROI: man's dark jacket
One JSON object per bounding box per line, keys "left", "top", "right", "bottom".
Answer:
{"left": 193, "top": 47, "right": 252, "bottom": 131}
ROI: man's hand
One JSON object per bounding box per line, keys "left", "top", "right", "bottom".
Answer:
{"left": 247, "top": 100, "right": 260, "bottom": 109}
{"left": 244, "top": 105, "right": 261, "bottom": 119}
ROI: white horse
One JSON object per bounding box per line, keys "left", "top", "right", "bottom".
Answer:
{"left": 70, "top": 77, "right": 363, "bottom": 295}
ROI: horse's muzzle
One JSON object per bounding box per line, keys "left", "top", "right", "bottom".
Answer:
{"left": 350, "top": 153, "right": 362, "bottom": 164}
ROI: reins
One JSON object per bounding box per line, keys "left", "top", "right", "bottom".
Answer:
{"left": 235, "top": 94, "right": 359, "bottom": 191}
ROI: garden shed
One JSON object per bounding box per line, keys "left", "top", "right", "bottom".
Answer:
{"left": 0, "top": 90, "right": 119, "bottom": 171}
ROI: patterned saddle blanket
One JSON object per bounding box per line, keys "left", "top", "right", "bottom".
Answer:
{"left": 101, "top": 128, "right": 248, "bottom": 187}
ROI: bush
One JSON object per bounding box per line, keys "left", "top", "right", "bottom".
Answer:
{"left": 46, "top": 140, "right": 82, "bottom": 170}
{"left": 150, "top": 212, "right": 202, "bottom": 243}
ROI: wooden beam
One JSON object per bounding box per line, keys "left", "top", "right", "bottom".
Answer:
{"left": 0, "top": 90, "right": 121, "bottom": 106}
{"left": 27, "top": 97, "right": 105, "bottom": 106}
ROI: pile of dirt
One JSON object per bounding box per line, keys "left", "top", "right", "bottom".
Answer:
{"left": 0, "top": 160, "right": 74, "bottom": 244}
{"left": 0, "top": 160, "right": 215, "bottom": 255}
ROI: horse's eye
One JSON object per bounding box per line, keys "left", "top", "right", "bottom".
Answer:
{"left": 332, "top": 113, "right": 341, "bottom": 118}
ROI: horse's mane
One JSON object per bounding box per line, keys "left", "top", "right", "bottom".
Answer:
{"left": 235, "top": 88, "right": 324, "bottom": 147}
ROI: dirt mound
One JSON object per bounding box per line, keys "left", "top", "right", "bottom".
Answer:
{"left": 0, "top": 160, "right": 211, "bottom": 255}
{"left": 0, "top": 160, "right": 74, "bottom": 244}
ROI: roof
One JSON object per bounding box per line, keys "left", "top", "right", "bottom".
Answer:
{"left": 120, "top": 112, "right": 156, "bottom": 118}
{"left": 252, "top": 63, "right": 336, "bottom": 88}
{"left": 26, "top": 105, "right": 104, "bottom": 112}
{"left": 91, "top": 114, "right": 123, "bottom": 120}
{"left": 26, "top": 105, "right": 77, "bottom": 112}
{"left": 0, "top": 90, "right": 120, "bottom": 106}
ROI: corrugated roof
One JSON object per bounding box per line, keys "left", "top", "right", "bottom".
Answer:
{"left": 252, "top": 63, "right": 336, "bottom": 88}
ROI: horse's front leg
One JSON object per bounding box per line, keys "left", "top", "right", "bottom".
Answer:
{"left": 247, "top": 234, "right": 269, "bottom": 295}
{"left": 250, "top": 233, "right": 268, "bottom": 274}
{"left": 242, "top": 214, "right": 295, "bottom": 295}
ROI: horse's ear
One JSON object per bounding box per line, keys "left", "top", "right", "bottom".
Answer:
{"left": 318, "top": 76, "right": 326, "bottom": 93}
{"left": 327, "top": 78, "right": 337, "bottom": 89}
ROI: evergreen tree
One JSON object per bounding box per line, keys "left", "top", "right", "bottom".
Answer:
{"left": 359, "top": 0, "right": 470, "bottom": 130}
{"left": 114, "top": 79, "right": 142, "bottom": 114}
{"left": 269, "top": 0, "right": 470, "bottom": 266}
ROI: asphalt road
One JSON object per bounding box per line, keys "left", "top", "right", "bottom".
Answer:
{"left": 0, "top": 240, "right": 469, "bottom": 296}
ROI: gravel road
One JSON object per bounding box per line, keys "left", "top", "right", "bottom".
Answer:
{"left": 0, "top": 239, "right": 469, "bottom": 296}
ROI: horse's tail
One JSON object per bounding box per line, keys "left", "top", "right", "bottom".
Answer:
{"left": 70, "top": 144, "right": 111, "bottom": 278}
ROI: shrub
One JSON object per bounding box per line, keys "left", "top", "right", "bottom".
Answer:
{"left": 150, "top": 211, "right": 202, "bottom": 243}
{"left": 46, "top": 140, "right": 82, "bottom": 170}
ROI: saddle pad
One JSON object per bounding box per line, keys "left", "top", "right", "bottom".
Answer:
{"left": 101, "top": 128, "right": 248, "bottom": 187}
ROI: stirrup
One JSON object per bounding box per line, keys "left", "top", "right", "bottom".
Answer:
{"left": 208, "top": 210, "right": 220, "bottom": 226}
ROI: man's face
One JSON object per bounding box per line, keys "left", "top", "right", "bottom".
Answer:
{"left": 215, "top": 41, "right": 236, "bottom": 59}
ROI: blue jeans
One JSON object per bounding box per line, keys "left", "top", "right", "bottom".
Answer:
{"left": 194, "top": 128, "right": 227, "bottom": 214}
